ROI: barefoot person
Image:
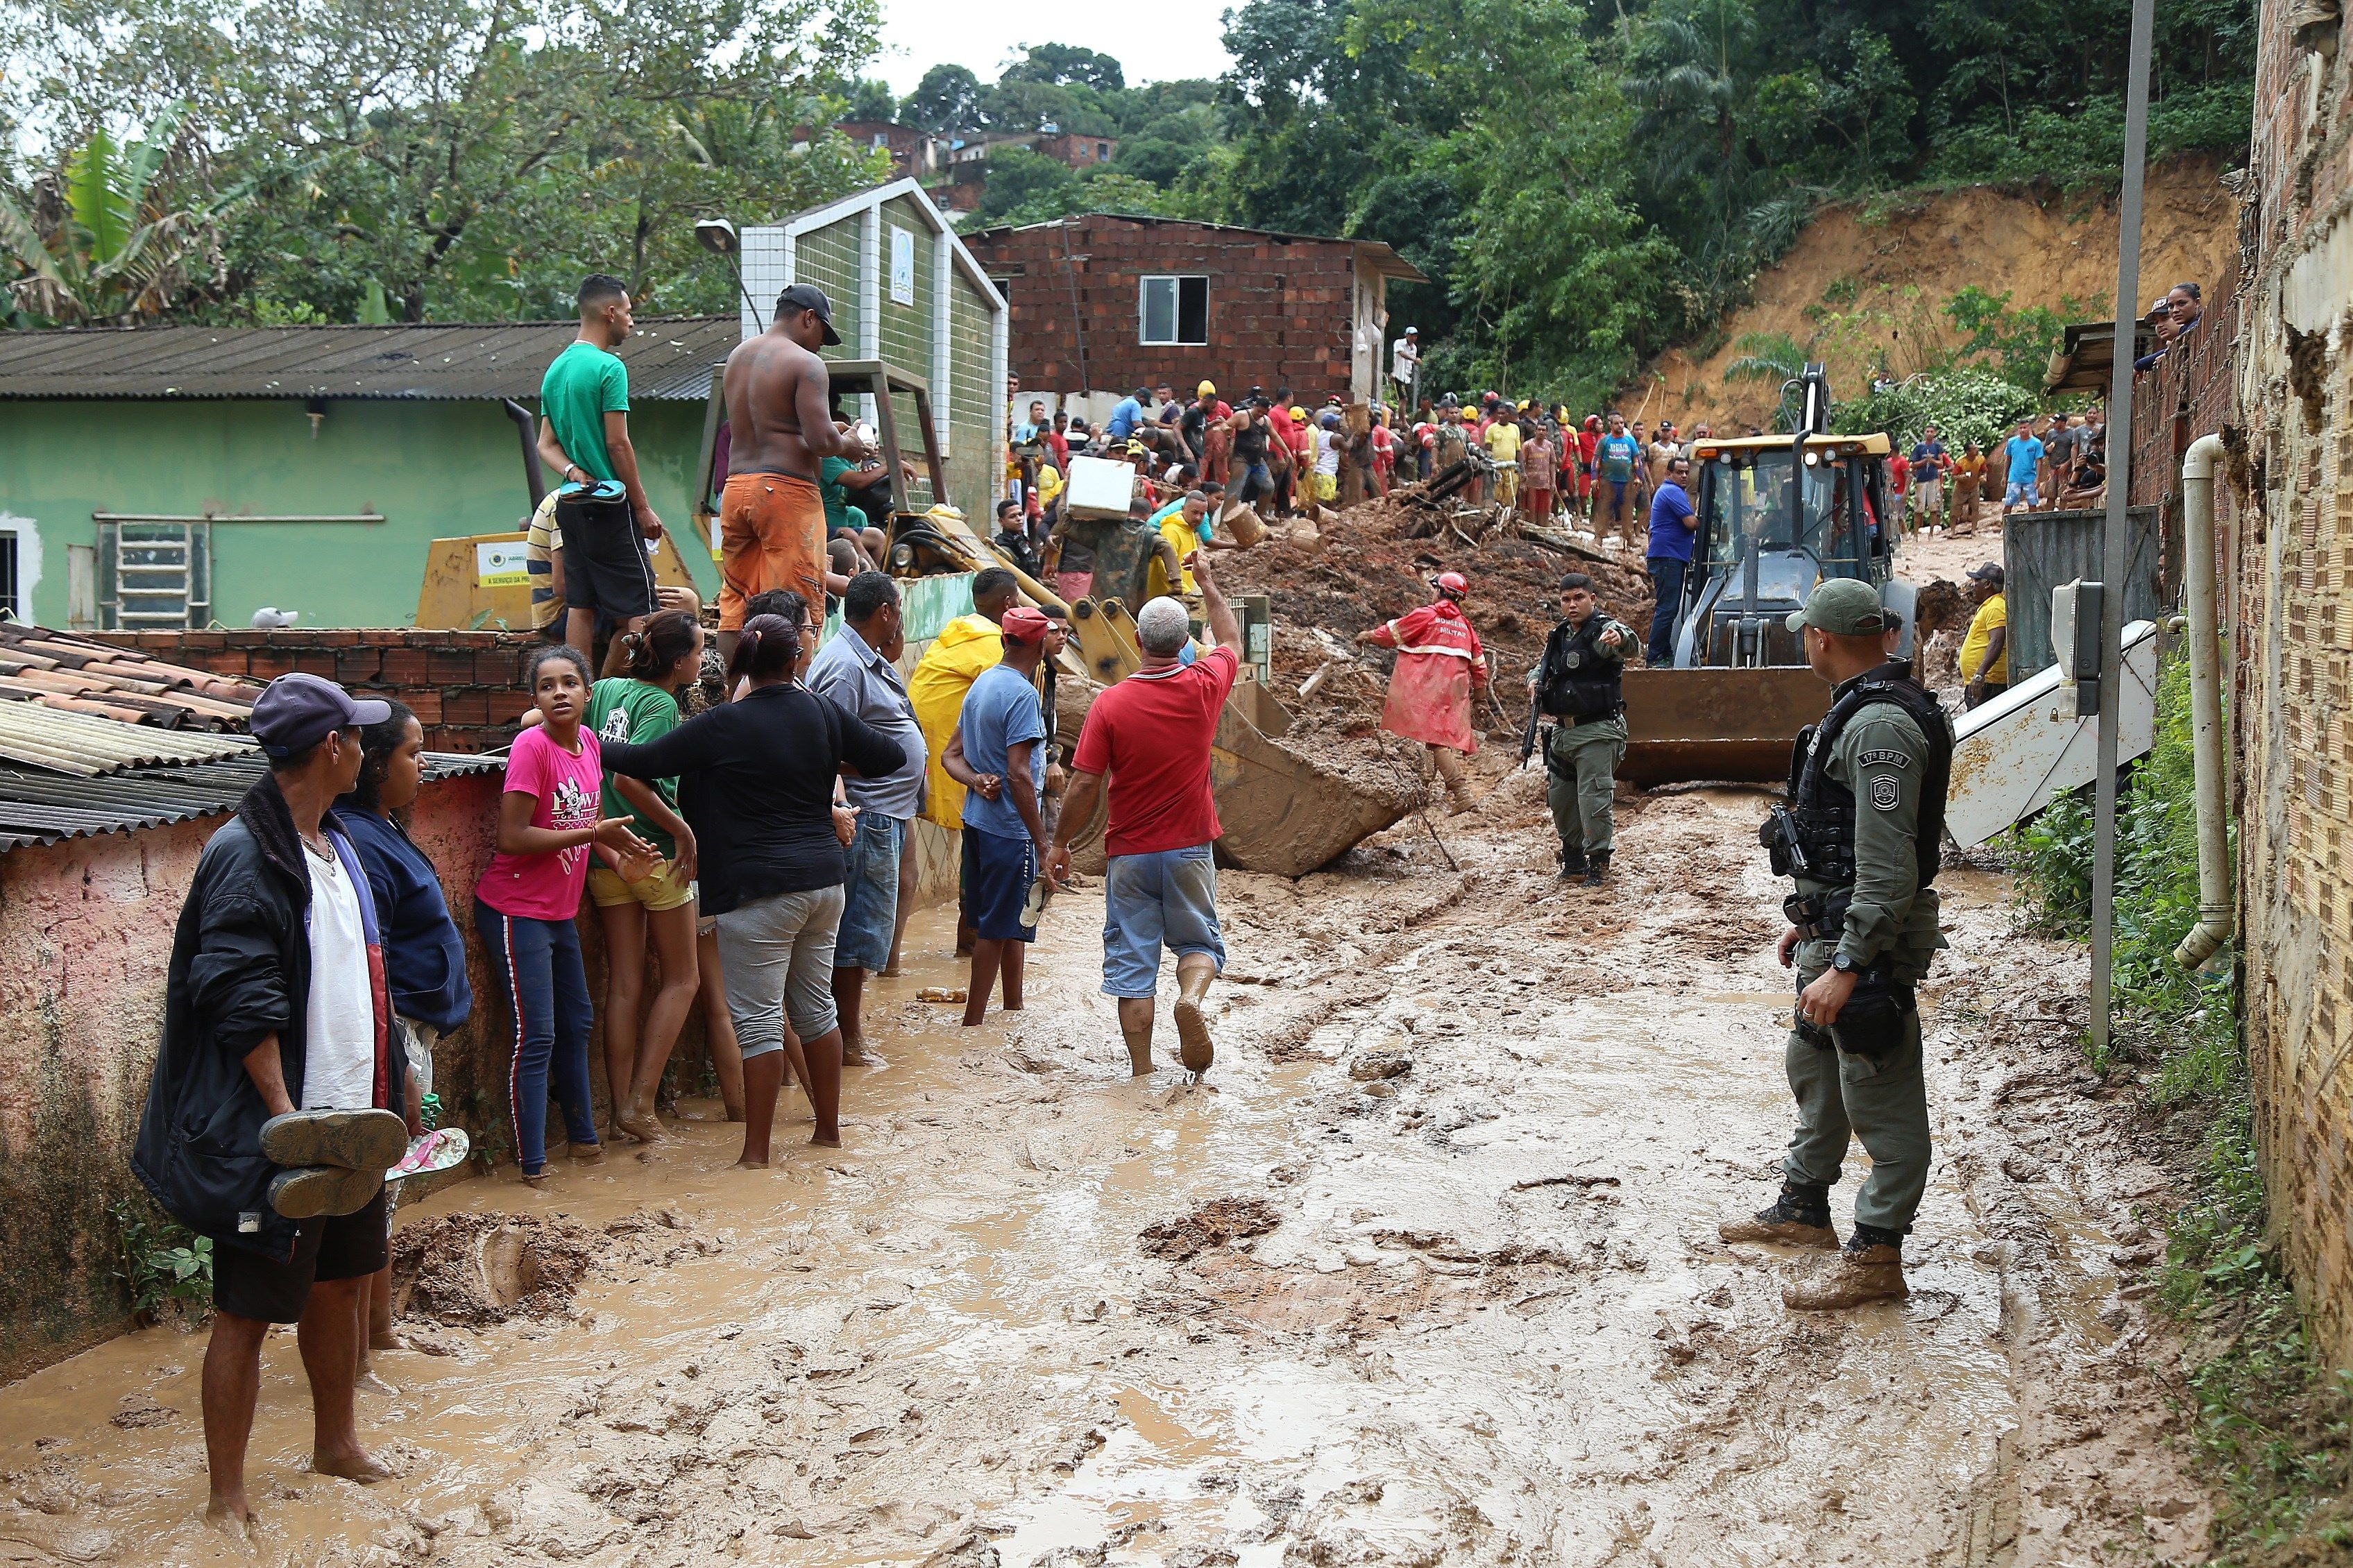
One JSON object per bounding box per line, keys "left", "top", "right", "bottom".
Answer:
{"left": 717, "top": 283, "right": 873, "bottom": 658}
{"left": 536, "top": 274, "right": 664, "bottom": 663}
{"left": 942, "top": 606, "right": 1062, "bottom": 1025}
{"left": 599, "top": 613, "right": 905, "bottom": 1164}
{"left": 133, "top": 674, "right": 417, "bottom": 1522}
{"left": 1048, "top": 552, "right": 1241, "bottom": 1076}
{"left": 807, "top": 572, "right": 928, "bottom": 1066}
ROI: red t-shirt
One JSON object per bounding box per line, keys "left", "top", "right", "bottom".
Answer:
{"left": 1072, "top": 646, "right": 1239, "bottom": 856}
{"left": 1889, "top": 453, "right": 1911, "bottom": 494}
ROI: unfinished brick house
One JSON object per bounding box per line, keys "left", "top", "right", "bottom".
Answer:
{"left": 2231, "top": 0, "right": 2353, "bottom": 1369}
{"left": 963, "top": 214, "right": 1427, "bottom": 407}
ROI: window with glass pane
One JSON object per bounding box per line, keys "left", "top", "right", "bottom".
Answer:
{"left": 1139, "top": 275, "right": 1209, "bottom": 345}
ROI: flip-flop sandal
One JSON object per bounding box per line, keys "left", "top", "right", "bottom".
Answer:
{"left": 386, "top": 1127, "right": 470, "bottom": 1183}
{"left": 261, "top": 1109, "right": 408, "bottom": 1173}
{"left": 269, "top": 1164, "right": 383, "bottom": 1220}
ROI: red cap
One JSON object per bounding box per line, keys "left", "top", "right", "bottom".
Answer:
{"left": 1435, "top": 571, "right": 1470, "bottom": 597}
{"left": 1001, "top": 606, "right": 1052, "bottom": 643}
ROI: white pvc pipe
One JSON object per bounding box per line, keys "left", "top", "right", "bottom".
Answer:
{"left": 2174, "top": 432, "right": 2232, "bottom": 969}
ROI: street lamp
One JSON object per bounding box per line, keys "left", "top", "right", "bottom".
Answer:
{"left": 697, "top": 217, "right": 762, "bottom": 330}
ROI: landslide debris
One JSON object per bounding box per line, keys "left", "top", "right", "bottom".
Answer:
{"left": 1140, "top": 1198, "right": 1283, "bottom": 1262}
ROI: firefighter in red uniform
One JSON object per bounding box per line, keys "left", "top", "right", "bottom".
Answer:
{"left": 1357, "top": 570, "right": 1487, "bottom": 813}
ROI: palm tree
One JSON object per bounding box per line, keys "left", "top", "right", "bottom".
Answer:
{"left": 1, "top": 103, "right": 248, "bottom": 325}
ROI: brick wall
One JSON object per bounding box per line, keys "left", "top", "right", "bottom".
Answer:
{"left": 967, "top": 215, "right": 1360, "bottom": 402}
{"left": 2231, "top": 0, "right": 2353, "bottom": 1370}
{"left": 86, "top": 628, "right": 540, "bottom": 753}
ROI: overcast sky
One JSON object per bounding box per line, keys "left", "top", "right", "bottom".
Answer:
{"left": 869, "top": 0, "right": 1239, "bottom": 96}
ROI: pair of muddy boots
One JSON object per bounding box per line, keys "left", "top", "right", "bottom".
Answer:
{"left": 263, "top": 1109, "right": 408, "bottom": 1219}
{"left": 1719, "top": 1184, "right": 1908, "bottom": 1309}
{"left": 1558, "top": 849, "right": 1611, "bottom": 887}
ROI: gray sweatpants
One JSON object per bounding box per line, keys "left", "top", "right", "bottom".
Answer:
{"left": 717, "top": 885, "right": 847, "bottom": 1059}
{"left": 1781, "top": 965, "right": 1931, "bottom": 1233}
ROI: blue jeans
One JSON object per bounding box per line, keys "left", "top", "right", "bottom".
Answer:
{"left": 835, "top": 811, "right": 903, "bottom": 973}
{"left": 475, "top": 901, "right": 597, "bottom": 1175}
{"left": 1101, "top": 844, "right": 1225, "bottom": 998}
{"left": 1234, "top": 462, "right": 1275, "bottom": 506}
{"left": 1645, "top": 555, "right": 1688, "bottom": 665}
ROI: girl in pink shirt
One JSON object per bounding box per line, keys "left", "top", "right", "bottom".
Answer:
{"left": 475, "top": 645, "right": 651, "bottom": 1182}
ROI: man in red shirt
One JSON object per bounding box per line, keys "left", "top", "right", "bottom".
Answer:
{"left": 1047, "top": 550, "right": 1243, "bottom": 1079}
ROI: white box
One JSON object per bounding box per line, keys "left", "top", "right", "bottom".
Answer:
{"left": 1064, "top": 455, "right": 1139, "bottom": 520}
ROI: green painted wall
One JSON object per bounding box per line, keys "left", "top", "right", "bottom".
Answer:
{"left": 0, "top": 398, "right": 715, "bottom": 629}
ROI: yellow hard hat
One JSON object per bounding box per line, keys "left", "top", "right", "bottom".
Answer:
{"left": 1290, "top": 407, "right": 1308, "bottom": 422}
{"left": 1197, "top": 380, "right": 1216, "bottom": 397}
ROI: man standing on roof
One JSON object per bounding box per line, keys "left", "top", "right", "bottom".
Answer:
{"left": 537, "top": 274, "right": 664, "bottom": 663}
{"left": 1357, "top": 570, "right": 1487, "bottom": 815}
{"left": 717, "top": 283, "right": 874, "bottom": 660}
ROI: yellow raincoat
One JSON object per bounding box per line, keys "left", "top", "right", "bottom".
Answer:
{"left": 908, "top": 612, "right": 1004, "bottom": 828}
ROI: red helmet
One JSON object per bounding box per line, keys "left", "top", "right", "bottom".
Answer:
{"left": 1435, "top": 571, "right": 1470, "bottom": 598}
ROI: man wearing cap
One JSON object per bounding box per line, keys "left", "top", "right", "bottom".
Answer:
{"left": 1723, "top": 579, "right": 1953, "bottom": 1310}
{"left": 717, "top": 283, "right": 876, "bottom": 657}
{"left": 942, "top": 605, "right": 1066, "bottom": 1026}
{"left": 134, "top": 674, "right": 418, "bottom": 1522}
{"left": 1958, "top": 561, "right": 2009, "bottom": 708}
{"left": 1391, "top": 325, "right": 1421, "bottom": 407}
{"left": 1358, "top": 570, "right": 1488, "bottom": 815}
{"left": 1529, "top": 572, "right": 1636, "bottom": 883}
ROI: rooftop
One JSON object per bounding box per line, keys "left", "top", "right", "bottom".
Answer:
{"left": 0, "top": 316, "right": 736, "bottom": 403}
{"left": 0, "top": 623, "right": 258, "bottom": 728}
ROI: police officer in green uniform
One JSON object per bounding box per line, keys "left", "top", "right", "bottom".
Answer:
{"left": 1719, "top": 579, "right": 1953, "bottom": 1309}
{"left": 1528, "top": 572, "right": 1637, "bottom": 886}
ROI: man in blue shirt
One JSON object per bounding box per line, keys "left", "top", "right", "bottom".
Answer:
{"left": 806, "top": 572, "right": 928, "bottom": 1064}
{"left": 1908, "top": 425, "right": 1949, "bottom": 533}
{"left": 942, "top": 607, "right": 1064, "bottom": 1028}
{"left": 2001, "top": 420, "right": 2046, "bottom": 518}
{"left": 1105, "top": 387, "right": 1150, "bottom": 443}
{"left": 1595, "top": 412, "right": 1647, "bottom": 546}
{"left": 1643, "top": 454, "right": 1698, "bottom": 665}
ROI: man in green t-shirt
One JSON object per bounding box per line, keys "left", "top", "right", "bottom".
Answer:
{"left": 537, "top": 273, "right": 664, "bottom": 658}
{"left": 818, "top": 417, "right": 901, "bottom": 576}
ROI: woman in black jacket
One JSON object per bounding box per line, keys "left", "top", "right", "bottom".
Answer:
{"left": 600, "top": 613, "right": 903, "bottom": 1168}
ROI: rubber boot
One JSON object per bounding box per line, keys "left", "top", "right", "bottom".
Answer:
{"left": 269, "top": 1164, "right": 383, "bottom": 1220}
{"left": 260, "top": 1108, "right": 407, "bottom": 1173}
{"left": 1581, "top": 851, "right": 1611, "bottom": 887}
{"left": 1717, "top": 1184, "right": 1838, "bottom": 1249}
{"left": 1783, "top": 1227, "right": 1908, "bottom": 1310}
{"left": 1173, "top": 964, "right": 1216, "bottom": 1075}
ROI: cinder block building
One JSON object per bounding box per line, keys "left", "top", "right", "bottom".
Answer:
{"left": 2232, "top": 0, "right": 2353, "bottom": 1369}
{"left": 962, "top": 214, "right": 1427, "bottom": 409}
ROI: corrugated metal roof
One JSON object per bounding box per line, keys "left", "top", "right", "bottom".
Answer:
{"left": 0, "top": 702, "right": 257, "bottom": 776}
{"left": 0, "top": 751, "right": 500, "bottom": 853}
{"left": 0, "top": 317, "right": 736, "bottom": 402}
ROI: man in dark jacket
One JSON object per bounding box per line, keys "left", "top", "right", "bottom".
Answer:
{"left": 133, "top": 673, "right": 413, "bottom": 1523}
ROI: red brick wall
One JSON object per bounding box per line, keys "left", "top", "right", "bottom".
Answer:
{"left": 85, "top": 628, "right": 539, "bottom": 753}
{"left": 967, "top": 216, "right": 1359, "bottom": 402}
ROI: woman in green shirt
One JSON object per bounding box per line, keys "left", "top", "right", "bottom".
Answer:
{"left": 585, "top": 608, "right": 706, "bottom": 1142}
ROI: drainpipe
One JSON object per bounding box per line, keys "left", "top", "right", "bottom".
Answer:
{"left": 2173, "top": 431, "right": 2232, "bottom": 969}
{"left": 504, "top": 400, "right": 547, "bottom": 511}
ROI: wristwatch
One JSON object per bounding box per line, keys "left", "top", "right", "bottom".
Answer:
{"left": 1830, "top": 952, "right": 1861, "bottom": 975}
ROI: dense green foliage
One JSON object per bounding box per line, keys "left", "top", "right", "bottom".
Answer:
{"left": 3, "top": 0, "right": 2253, "bottom": 369}
{"left": 2007, "top": 658, "right": 2352, "bottom": 1557}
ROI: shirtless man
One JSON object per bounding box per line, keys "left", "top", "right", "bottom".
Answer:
{"left": 718, "top": 282, "right": 874, "bottom": 656}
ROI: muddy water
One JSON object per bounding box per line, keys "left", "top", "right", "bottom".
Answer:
{"left": 0, "top": 778, "right": 2205, "bottom": 1566}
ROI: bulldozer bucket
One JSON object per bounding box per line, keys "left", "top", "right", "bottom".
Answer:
{"left": 1620, "top": 666, "right": 1826, "bottom": 786}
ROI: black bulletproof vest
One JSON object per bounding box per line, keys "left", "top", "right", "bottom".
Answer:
{"left": 1783, "top": 662, "right": 1954, "bottom": 889}
{"left": 1538, "top": 615, "right": 1624, "bottom": 720}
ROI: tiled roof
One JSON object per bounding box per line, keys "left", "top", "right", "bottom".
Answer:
{"left": 0, "top": 752, "right": 500, "bottom": 854}
{"left": 0, "top": 703, "right": 255, "bottom": 776}
{"left": 0, "top": 317, "right": 735, "bottom": 402}
{"left": 0, "top": 623, "right": 258, "bottom": 728}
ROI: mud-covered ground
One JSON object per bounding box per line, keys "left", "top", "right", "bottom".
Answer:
{"left": 0, "top": 753, "right": 2214, "bottom": 1567}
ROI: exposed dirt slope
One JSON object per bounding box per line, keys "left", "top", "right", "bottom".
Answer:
{"left": 1644, "top": 156, "right": 2241, "bottom": 432}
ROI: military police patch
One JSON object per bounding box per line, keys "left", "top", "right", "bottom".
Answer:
{"left": 1860, "top": 749, "right": 1910, "bottom": 769}
{"left": 1869, "top": 775, "right": 1901, "bottom": 811}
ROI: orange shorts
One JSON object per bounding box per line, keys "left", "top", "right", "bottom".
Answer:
{"left": 719, "top": 472, "right": 825, "bottom": 631}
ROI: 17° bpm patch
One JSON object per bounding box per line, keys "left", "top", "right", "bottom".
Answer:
{"left": 1869, "top": 775, "right": 1901, "bottom": 811}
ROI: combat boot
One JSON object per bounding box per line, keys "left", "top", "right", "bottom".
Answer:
{"left": 1557, "top": 846, "right": 1588, "bottom": 880}
{"left": 1717, "top": 1184, "right": 1837, "bottom": 1249}
{"left": 1783, "top": 1227, "right": 1908, "bottom": 1310}
{"left": 1581, "top": 851, "right": 1611, "bottom": 887}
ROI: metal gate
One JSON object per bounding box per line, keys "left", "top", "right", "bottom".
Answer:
{"left": 2002, "top": 505, "right": 2163, "bottom": 675}
{"left": 94, "top": 519, "right": 211, "bottom": 630}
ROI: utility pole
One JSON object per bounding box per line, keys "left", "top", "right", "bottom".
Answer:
{"left": 2091, "top": 0, "right": 2157, "bottom": 1062}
